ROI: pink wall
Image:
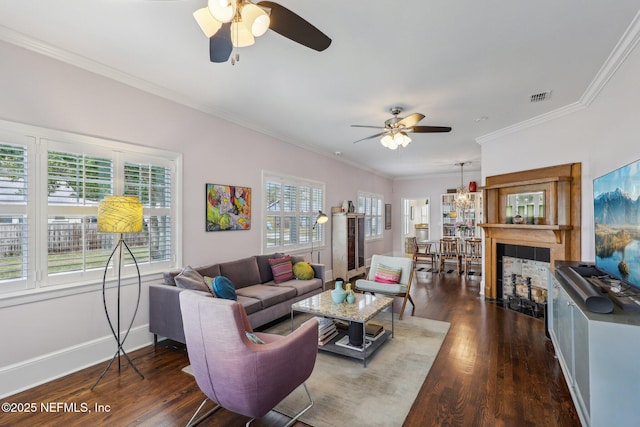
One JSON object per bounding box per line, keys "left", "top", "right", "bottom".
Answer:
{"left": 0, "top": 39, "right": 392, "bottom": 391}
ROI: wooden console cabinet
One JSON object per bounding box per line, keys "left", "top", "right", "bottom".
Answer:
{"left": 332, "top": 213, "right": 365, "bottom": 281}
{"left": 549, "top": 264, "right": 640, "bottom": 427}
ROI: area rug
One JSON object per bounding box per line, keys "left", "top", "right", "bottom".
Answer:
{"left": 182, "top": 312, "right": 449, "bottom": 427}
{"left": 271, "top": 312, "right": 449, "bottom": 427}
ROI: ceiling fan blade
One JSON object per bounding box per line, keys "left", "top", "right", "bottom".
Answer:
{"left": 257, "top": 1, "right": 331, "bottom": 51}
{"left": 410, "top": 126, "right": 452, "bottom": 133}
{"left": 397, "top": 113, "right": 425, "bottom": 128}
{"left": 209, "top": 23, "right": 233, "bottom": 63}
{"left": 351, "top": 125, "right": 385, "bottom": 129}
{"left": 353, "top": 132, "right": 386, "bottom": 144}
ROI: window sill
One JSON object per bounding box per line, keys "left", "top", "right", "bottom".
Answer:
{"left": 0, "top": 271, "right": 163, "bottom": 309}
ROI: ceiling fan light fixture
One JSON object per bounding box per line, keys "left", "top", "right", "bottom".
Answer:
{"left": 231, "top": 21, "right": 255, "bottom": 47}
{"left": 380, "top": 134, "right": 392, "bottom": 148}
{"left": 241, "top": 3, "right": 270, "bottom": 37}
{"left": 193, "top": 7, "right": 223, "bottom": 38}
{"left": 208, "top": 0, "right": 237, "bottom": 24}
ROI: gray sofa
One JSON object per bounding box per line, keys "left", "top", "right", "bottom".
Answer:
{"left": 149, "top": 253, "right": 325, "bottom": 344}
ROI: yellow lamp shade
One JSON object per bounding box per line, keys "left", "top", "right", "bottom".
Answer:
{"left": 98, "top": 196, "right": 143, "bottom": 233}
{"left": 193, "top": 7, "right": 222, "bottom": 38}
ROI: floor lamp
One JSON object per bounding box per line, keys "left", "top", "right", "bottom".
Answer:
{"left": 310, "top": 210, "right": 328, "bottom": 264}
{"left": 91, "top": 196, "right": 145, "bottom": 390}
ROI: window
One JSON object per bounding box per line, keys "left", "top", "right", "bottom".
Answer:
{"left": 264, "top": 172, "right": 325, "bottom": 253}
{"left": 357, "top": 192, "right": 383, "bottom": 240}
{"left": 0, "top": 123, "right": 179, "bottom": 296}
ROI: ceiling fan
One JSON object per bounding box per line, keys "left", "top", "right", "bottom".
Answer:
{"left": 351, "top": 107, "right": 452, "bottom": 149}
{"left": 193, "top": 0, "right": 332, "bottom": 64}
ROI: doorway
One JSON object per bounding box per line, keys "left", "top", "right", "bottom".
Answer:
{"left": 402, "top": 197, "right": 430, "bottom": 253}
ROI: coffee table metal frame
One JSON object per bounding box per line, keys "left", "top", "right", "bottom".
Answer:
{"left": 291, "top": 290, "right": 394, "bottom": 367}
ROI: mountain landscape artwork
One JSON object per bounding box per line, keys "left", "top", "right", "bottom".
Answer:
{"left": 593, "top": 159, "right": 640, "bottom": 285}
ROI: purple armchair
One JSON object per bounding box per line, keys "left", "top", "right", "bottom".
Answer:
{"left": 179, "top": 291, "right": 318, "bottom": 427}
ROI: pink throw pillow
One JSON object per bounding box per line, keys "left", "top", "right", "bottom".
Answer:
{"left": 269, "top": 255, "right": 294, "bottom": 284}
{"left": 374, "top": 263, "right": 402, "bottom": 284}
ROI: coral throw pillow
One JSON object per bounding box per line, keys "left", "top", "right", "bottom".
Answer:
{"left": 374, "top": 263, "right": 402, "bottom": 284}
{"left": 269, "top": 255, "right": 294, "bottom": 283}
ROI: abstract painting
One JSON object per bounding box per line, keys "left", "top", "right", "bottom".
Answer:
{"left": 206, "top": 184, "right": 251, "bottom": 231}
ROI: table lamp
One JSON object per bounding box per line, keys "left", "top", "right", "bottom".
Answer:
{"left": 91, "top": 196, "right": 144, "bottom": 390}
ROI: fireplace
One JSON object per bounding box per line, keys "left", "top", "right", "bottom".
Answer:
{"left": 496, "top": 244, "right": 550, "bottom": 317}
{"left": 479, "top": 163, "right": 582, "bottom": 300}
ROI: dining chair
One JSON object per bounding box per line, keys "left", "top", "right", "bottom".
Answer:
{"left": 410, "top": 237, "right": 436, "bottom": 270}
{"left": 463, "top": 238, "right": 483, "bottom": 276}
{"left": 439, "top": 238, "right": 461, "bottom": 274}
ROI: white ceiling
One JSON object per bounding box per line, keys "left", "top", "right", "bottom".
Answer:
{"left": 0, "top": 1, "right": 638, "bottom": 178}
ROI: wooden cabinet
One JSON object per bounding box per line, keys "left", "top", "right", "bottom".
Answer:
{"left": 441, "top": 192, "right": 482, "bottom": 238}
{"left": 549, "top": 268, "right": 640, "bottom": 427}
{"left": 332, "top": 213, "right": 365, "bottom": 281}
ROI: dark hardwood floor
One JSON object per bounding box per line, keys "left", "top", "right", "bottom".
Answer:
{"left": 1, "top": 271, "right": 580, "bottom": 427}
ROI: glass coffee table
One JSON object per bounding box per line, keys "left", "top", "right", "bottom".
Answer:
{"left": 291, "top": 290, "right": 394, "bottom": 367}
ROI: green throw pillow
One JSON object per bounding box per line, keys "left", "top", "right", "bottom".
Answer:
{"left": 293, "top": 261, "right": 314, "bottom": 280}
{"left": 245, "top": 332, "right": 265, "bottom": 344}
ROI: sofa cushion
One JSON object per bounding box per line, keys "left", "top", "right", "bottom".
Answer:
{"left": 269, "top": 255, "right": 294, "bottom": 283}
{"left": 256, "top": 253, "right": 277, "bottom": 283}
{"left": 219, "top": 256, "right": 262, "bottom": 289}
{"left": 235, "top": 284, "right": 296, "bottom": 308}
{"left": 212, "top": 276, "right": 237, "bottom": 300}
{"left": 174, "top": 266, "right": 209, "bottom": 293}
{"left": 237, "top": 295, "right": 262, "bottom": 315}
{"left": 293, "top": 261, "right": 314, "bottom": 280}
{"left": 197, "top": 264, "right": 222, "bottom": 280}
{"left": 276, "top": 278, "right": 323, "bottom": 296}
{"left": 164, "top": 263, "right": 221, "bottom": 286}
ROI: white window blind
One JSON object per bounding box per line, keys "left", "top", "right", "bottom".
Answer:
{"left": 358, "top": 192, "right": 383, "bottom": 239}
{"left": 0, "top": 121, "right": 179, "bottom": 296}
{"left": 123, "top": 161, "right": 172, "bottom": 267}
{"left": 263, "top": 173, "right": 325, "bottom": 253}
{"left": 0, "top": 141, "right": 30, "bottom": 291}
{"left": 47, "top": 149, "right": 113, "bottom": 281}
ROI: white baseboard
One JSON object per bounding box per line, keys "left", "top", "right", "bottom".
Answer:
{"left": 0, "top": 324, "right": 153, "bottom": 399}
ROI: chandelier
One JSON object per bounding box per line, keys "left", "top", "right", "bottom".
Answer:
{"left": 454, "top": 162, "right": 474, "bottom": 211}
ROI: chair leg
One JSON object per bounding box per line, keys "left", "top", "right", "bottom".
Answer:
{"left": 283, "top": 383, "right": 314, "bottom": 427}
{"left": 270, "top": 383, "right": 314, "bottom": 427}
{"left": 186, "top": 398, "right": 221, "bottom": 427}
{"left": 399, "top": 292, "right": 416, "bottom": 321}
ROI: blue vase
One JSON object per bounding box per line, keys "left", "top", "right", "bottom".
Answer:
{"left": 346, "top": 290, "right": 356, "bottom": 304}
{"left": 331, "top": 281, "right": 347, "bottom": 303}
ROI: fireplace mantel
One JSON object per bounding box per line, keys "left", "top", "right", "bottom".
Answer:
{"left": 480, "top": 163, "right": 581, "bottom": 299}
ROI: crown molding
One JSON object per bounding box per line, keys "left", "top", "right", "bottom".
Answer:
{"left": 475, "top": 102, "right": 585, "bottom": 145}
{"left": 476, "top": 9, "right": 640, "bottom": 146}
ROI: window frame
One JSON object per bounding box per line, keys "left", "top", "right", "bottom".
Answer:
{"left": 357, "top": 191, "right": 384, "bottom": 240}
{"left": 0, "top": 118, "right": 181, "bottom": 303}
{"left": 262, "top": 171, "right": 325, "bottom": 255}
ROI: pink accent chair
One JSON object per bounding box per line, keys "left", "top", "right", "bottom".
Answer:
{"left": 179, "top": 291, "right": 318, "bottom": 427}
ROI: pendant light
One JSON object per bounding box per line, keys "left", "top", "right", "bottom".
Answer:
{"left": 454, "top": 162, "right": 473, "bottom": 210}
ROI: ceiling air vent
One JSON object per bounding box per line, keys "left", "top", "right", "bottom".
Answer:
{"left": 529, "top": 91, "right": 552, "bottom": 103}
